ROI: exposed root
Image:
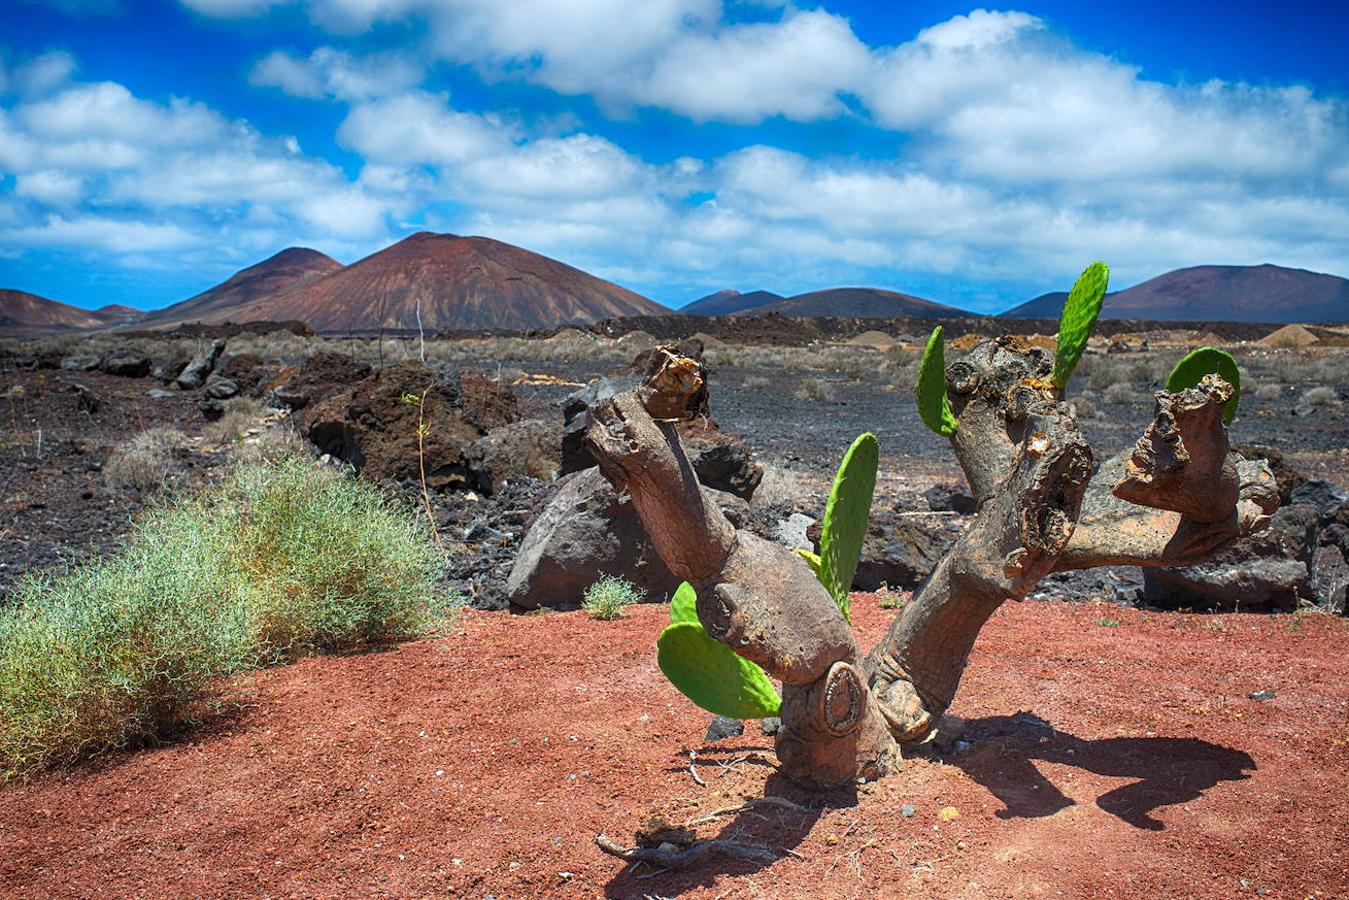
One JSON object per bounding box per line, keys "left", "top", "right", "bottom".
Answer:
{"left": 594, "top": 834, "right": 779, "bottom": 868}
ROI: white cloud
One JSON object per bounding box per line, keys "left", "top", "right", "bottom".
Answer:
{"left": 336, "top": 91, "right": 512, "bottom": 166}
{"left": 250, "top": 46, "right": 422, "bottom": 100}
{"left": 14, "top": 169, "right": 83, "bottom": 205}
{"left": 14, "top": 50, "right": 78, "bottom": 96}
{"left": 3, "top": 215, "right": 202, "bottom": 253}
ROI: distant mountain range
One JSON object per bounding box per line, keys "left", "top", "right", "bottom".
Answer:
{"left": 684, "top": 286, "right": 963, "bottom": 318}
{"left": 6, "top": 248, "right": 1348, "bottom": 338}
{"left": 0, "top": 289, "right": 142, "bottom": 336}
{"left": 142, "top": 247, "right": 343, "bottom": 328}
{"left": 1001, "top": 264, "right": 1349, "bottom": 323}
{"left": 683, "top": 289, "right": 785, "bottom": 316}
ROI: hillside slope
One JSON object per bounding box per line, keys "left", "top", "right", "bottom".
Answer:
{"left": 141, "top": 247, "right": 343, "bottom": 328}
{"left": 1002, "top": 264, "right": 1349, "bottom": 323}
{"left": 204, "top": 232, "right": 667, "bottom": 331}
{"left": 739, "top": 287, "right": 965, "bottom": 319}
{"left": 0, "top": 290, "right": 139, "bottom": 336}
{"left": 682, "top": 289, "right": 784, "bottom": 316}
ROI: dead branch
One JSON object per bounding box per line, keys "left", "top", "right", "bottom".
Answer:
{"left": 594, "top": 834, "right": 779, "bottom": 868}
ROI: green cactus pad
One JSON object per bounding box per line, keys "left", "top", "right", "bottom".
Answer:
{"left": 1166, "top": 347, "right": 1242, "bottom": 423}
{"left": 669, "top": 581, "right": 698, "bottom": 625}
{"left": 916, "top": 327, "right": 958, "bottom": 437}
{"left": 1052, "top": 261, "right": 1110, "bottom": 389}
{"left": 818, "top": 432, "right": 878, "bottom": 623}
{"left": 793, "top": 547, "right": 823, "bottom": 580}
{"left": 657, "top": 622, "right": 782, "bottom": 719}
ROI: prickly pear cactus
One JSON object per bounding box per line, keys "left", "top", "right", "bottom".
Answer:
{"left": 657, "top": 583, "right": 781, "bottom": 718}
{"left": 917, "top": 326, "right": 958, "bottom": 437}
{"left": 818, "top": 432, "right": 878, "bottom": 623}
{"left": 1052, "top": 261, "right": 1110, "bottom": 389}
{"left": 657, "top": 622, "right": 782, "bottom": 719}
{"left": 1167, "top": 347, "right": 1242, "bottom": 423}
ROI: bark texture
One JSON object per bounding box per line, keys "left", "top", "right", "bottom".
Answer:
{"left": 584, "top": 340, "right": 1277, "bottom": 790}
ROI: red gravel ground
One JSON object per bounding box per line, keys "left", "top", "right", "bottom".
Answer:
{"left": 3, "top": 598, "right": 1348, "bottom": 899}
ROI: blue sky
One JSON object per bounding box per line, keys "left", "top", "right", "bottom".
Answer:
{"left": 2, "top": 1, "right": 1347, "bottom": 313}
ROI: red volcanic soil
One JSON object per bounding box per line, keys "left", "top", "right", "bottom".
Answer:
{"left": 0, "top": 289, "right": 131, "bottom": 336}
{"left": 3, "top": 600, "right": 1347, "bottom": 899}
{"left": 207, "top": 232, "right": 668, "bottom": 332}
{"left": 142, "top": 247, "right": 343, "bottom": 328}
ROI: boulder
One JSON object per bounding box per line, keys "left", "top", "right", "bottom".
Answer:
{"left": 1311, "top": 546, "right": 1349, "bottom": 615}
{"left": 152, "top": 356, "right": 188, "bottom": 383}
{"left": 203, "top": 375, "right": 240, "bottom": 400}
{"left": 99, "top": 349, "right": 151, "bottom": 378}
{"left": 265, "top": 351, "right": 371, "bottom": 410}
{"left": 1141, "top": 503, "right": 1319, "bottom": 612}
{"left": 687, "top": 439, "right": 762, "bottom": 500}
{"left": 467, "top": 419, "right": 562, "bottom": 492}
{"left": 60, "top": 354, "right": 102, "bottom": 372}
{"left": 560, "top": 377, "right": 623, "bottom": 474}
{"left": 216, "top": 353, "right": 272, "bottom": 396}
{"left": 1289, "top": 480, "right": 1349, "bottom": 517}
{"left": 175, "top": 339, "right": 226, "bottom": 389}
{"left": 505, "top": 467, "right": 749, "bottom": 610}
{"left": 807, "top": 508, "right": 958, "bottom": 590}
{"left": 1233, "top": 444, "right": 1305, "bottom": 505}
{"left": 456, "top": 372, "right": 519, "bottom": 429}
{"left": 923, "top": 482, "right": 977, "bottom": 514}
{"left": 304, "top": 362, "right": 511, "bottom": 492}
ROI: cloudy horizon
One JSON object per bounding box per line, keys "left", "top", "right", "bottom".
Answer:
{"left": 2, "top": 0, "right": 1347, "bottom": 313}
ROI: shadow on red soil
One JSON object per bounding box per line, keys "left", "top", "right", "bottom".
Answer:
{"left": 3, "top": 600, "right": 1347, "bottom": 898}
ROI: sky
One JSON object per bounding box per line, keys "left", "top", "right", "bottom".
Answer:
{"left": 1, "top": 1, "right": 1347, "bottom": 314}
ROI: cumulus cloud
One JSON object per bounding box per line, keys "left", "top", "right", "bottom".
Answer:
{"left": 0, "top": 63, "right": 400, "bottom": 267}
{"left": 250, "top": 46, "right": 422, "bottom": 100}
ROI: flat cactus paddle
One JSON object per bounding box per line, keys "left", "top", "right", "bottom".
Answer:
{"left": 818, "top": 432, "right": 879, "bottom": 623}
{"left": 1166, "top": 347, "right": 1242, "bottom": 423}
{"left": 916, "top": 326, "right": 958, "bottom": 437}
{"left": 1052, "top": 261, "right": 1110, "bottom": 389}
{"left": 657, "top": 622, "right": 781, "bottom": 719}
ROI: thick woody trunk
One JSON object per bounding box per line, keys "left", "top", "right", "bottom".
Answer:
{"left": 584, "top": 343, "right": 1277, "bottom": 790}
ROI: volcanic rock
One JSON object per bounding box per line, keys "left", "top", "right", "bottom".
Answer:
{"left": 175, "top": 339, "right": 226, "bottom": 389}
{"left": 99, "top": 350, "right": 151, "bottom": 378}
{"left": 60, "top": 354, "right": 102, "bottom": 372}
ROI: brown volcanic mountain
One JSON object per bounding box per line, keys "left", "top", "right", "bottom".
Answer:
{"left": 682, "top": 288, "right": 784, "bottom": 316}
{"left": 0, "top": 290, "right": 140, "bottom": 336}
{"left": 142, "top": 247, "right": 342, "bottom": 328}
{"left": 737, "top": 287, "right": 965, "bottom": 318}
{"left": 1002, "top": 264, "right": 1349, "bottom": 323}
{"left": 200, "top": 232, "right": 667, "bottom": 331}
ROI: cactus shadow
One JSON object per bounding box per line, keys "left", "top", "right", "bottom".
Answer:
{"left": 941, "top": 711, "right": 1256, "bottom": 830}
{"left": 601, "top": 773, "right": 839, "bottom": 898}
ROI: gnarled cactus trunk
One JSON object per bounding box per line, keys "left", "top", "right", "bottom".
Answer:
{"left": 585, "top": 342, "right": 1278, "bottom": 790}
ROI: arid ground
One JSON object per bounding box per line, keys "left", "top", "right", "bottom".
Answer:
{"left": 2, "top": 600, "right": 1347, "bottom": 898}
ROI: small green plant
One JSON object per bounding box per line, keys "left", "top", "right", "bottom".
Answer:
{"left": 1052, "top": 261, "right": 1110, "bottom": 389}
{"left": 875, "top": 586, "right": 906, "bottom": 609}
{"left": 582, "top": 574, "right": 642, "bottom": 620}
{"left": 1097, "top": 617, "right": 1122, "bottom": 628}
{"left": 1166, "top": 347, "right": 1242, "bottom": 422}
{"left": 916, "top": 326, "right": 957, "bottom": 436}
{"left": 0, "top": 455, "right": 451, "bottom": 781}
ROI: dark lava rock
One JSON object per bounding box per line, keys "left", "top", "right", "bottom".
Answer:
{"left": 306, "top": 362, "right": 504, "bottom": 492}
{"left": 266, "top": 351, "right": 372, "bottom": 410}
{"left": 152, "top": 356, "right": 188, "bottom": 383}
{"left": 1310, "top": 545, "right": 1349, "bottom": 615}
{"left": 456, "top": 372, "right": 520, "bottom": 430}
{"left": 759, "top": 717, "right": 782, "bottom": 736}
{"left": 923, "top": 481, "right": 977, "bottom": 514}
{"left": 466, "top": 419, "right": 561, "bottom": 492}
{"left": 1028, "top": 566, "right": 1143, "bottom": 605}
{"left": 687, "top": 439, "right": 762, "bottom": 500}
{"left": 203, "top": 376, "right": 240, "bottom": 400}
{"left": 704, "top": 716, "right": 745, "bottom": 742}
{"left": 560, "top": 377, "right": 624, "bottom": 475}
{"left": 99, "top": 349, "right": 151, "bottom": 378}
{"left": 60, "top": 354, "right": 102, "bottom": 372}
{"left": 1289, "top": 480, "right": 1349, "bottom": 517}
{"left": 175, "top": 339, "right": 226, "bottom": 389}
{"left": 505, "top": 467, "right": 750, "bottom": 610}
{"left": 197, "top": 399, "right": 228, "bottom": 421}
{"left": 216, "top": 353, "right": 272, "bottom": 396}
{"left": 1248, "top": 689, "right": 1276, "bottom": 702}
{"left": 809, "top": 508, "right": 959, "bottom": 590}
{"left": 70, "top": 383, "right": 100, "bottom": 413}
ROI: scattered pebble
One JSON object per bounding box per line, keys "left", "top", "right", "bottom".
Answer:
{"left": 900, "top": 804, "right": 916, "bottom": 818}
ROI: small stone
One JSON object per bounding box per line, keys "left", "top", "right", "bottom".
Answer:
{"left": 900, "top": 804, "right": 916, "bottom": 818}
{"left": 938, "top": 806, "right": 959, "bottom": 822}
{"left": 705, "top": 715, "right": 745, "bottom": 742}
{"left": 1248, "top": 689, "right": 1276, "bottom": 701}
{"left": 825, "top": 834, "right": 840, "bottom": 846}
{"left": 759, "top": 716, "right": 782, "bottom": 736}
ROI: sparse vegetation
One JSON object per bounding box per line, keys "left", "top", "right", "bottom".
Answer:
{"left": 581, "top": 575, "right": 642, "bottom": 620}
{"left": 1299, "top": 386, "right": 1339, "bottom": 407}
{"left": 103, "top": 426, "right": 190, "bottom": 491}
{"left": 0, "top": 455, "right": 452, "bottom": 780}
{"left": 202, "top": 397, "right": 272, "bottom": 445}
{"left": 1103, "top": 381, "right": 1133, "bottom": 404}
{"left": 795, "top": 376, "right": 835, "bottom": 402}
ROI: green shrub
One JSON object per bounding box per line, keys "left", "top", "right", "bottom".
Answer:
{"left": 0, "top": 455, "right": 452, "bottom": 780}
{"left": 582, "top": 575, "right": 642, "bottom": 620}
